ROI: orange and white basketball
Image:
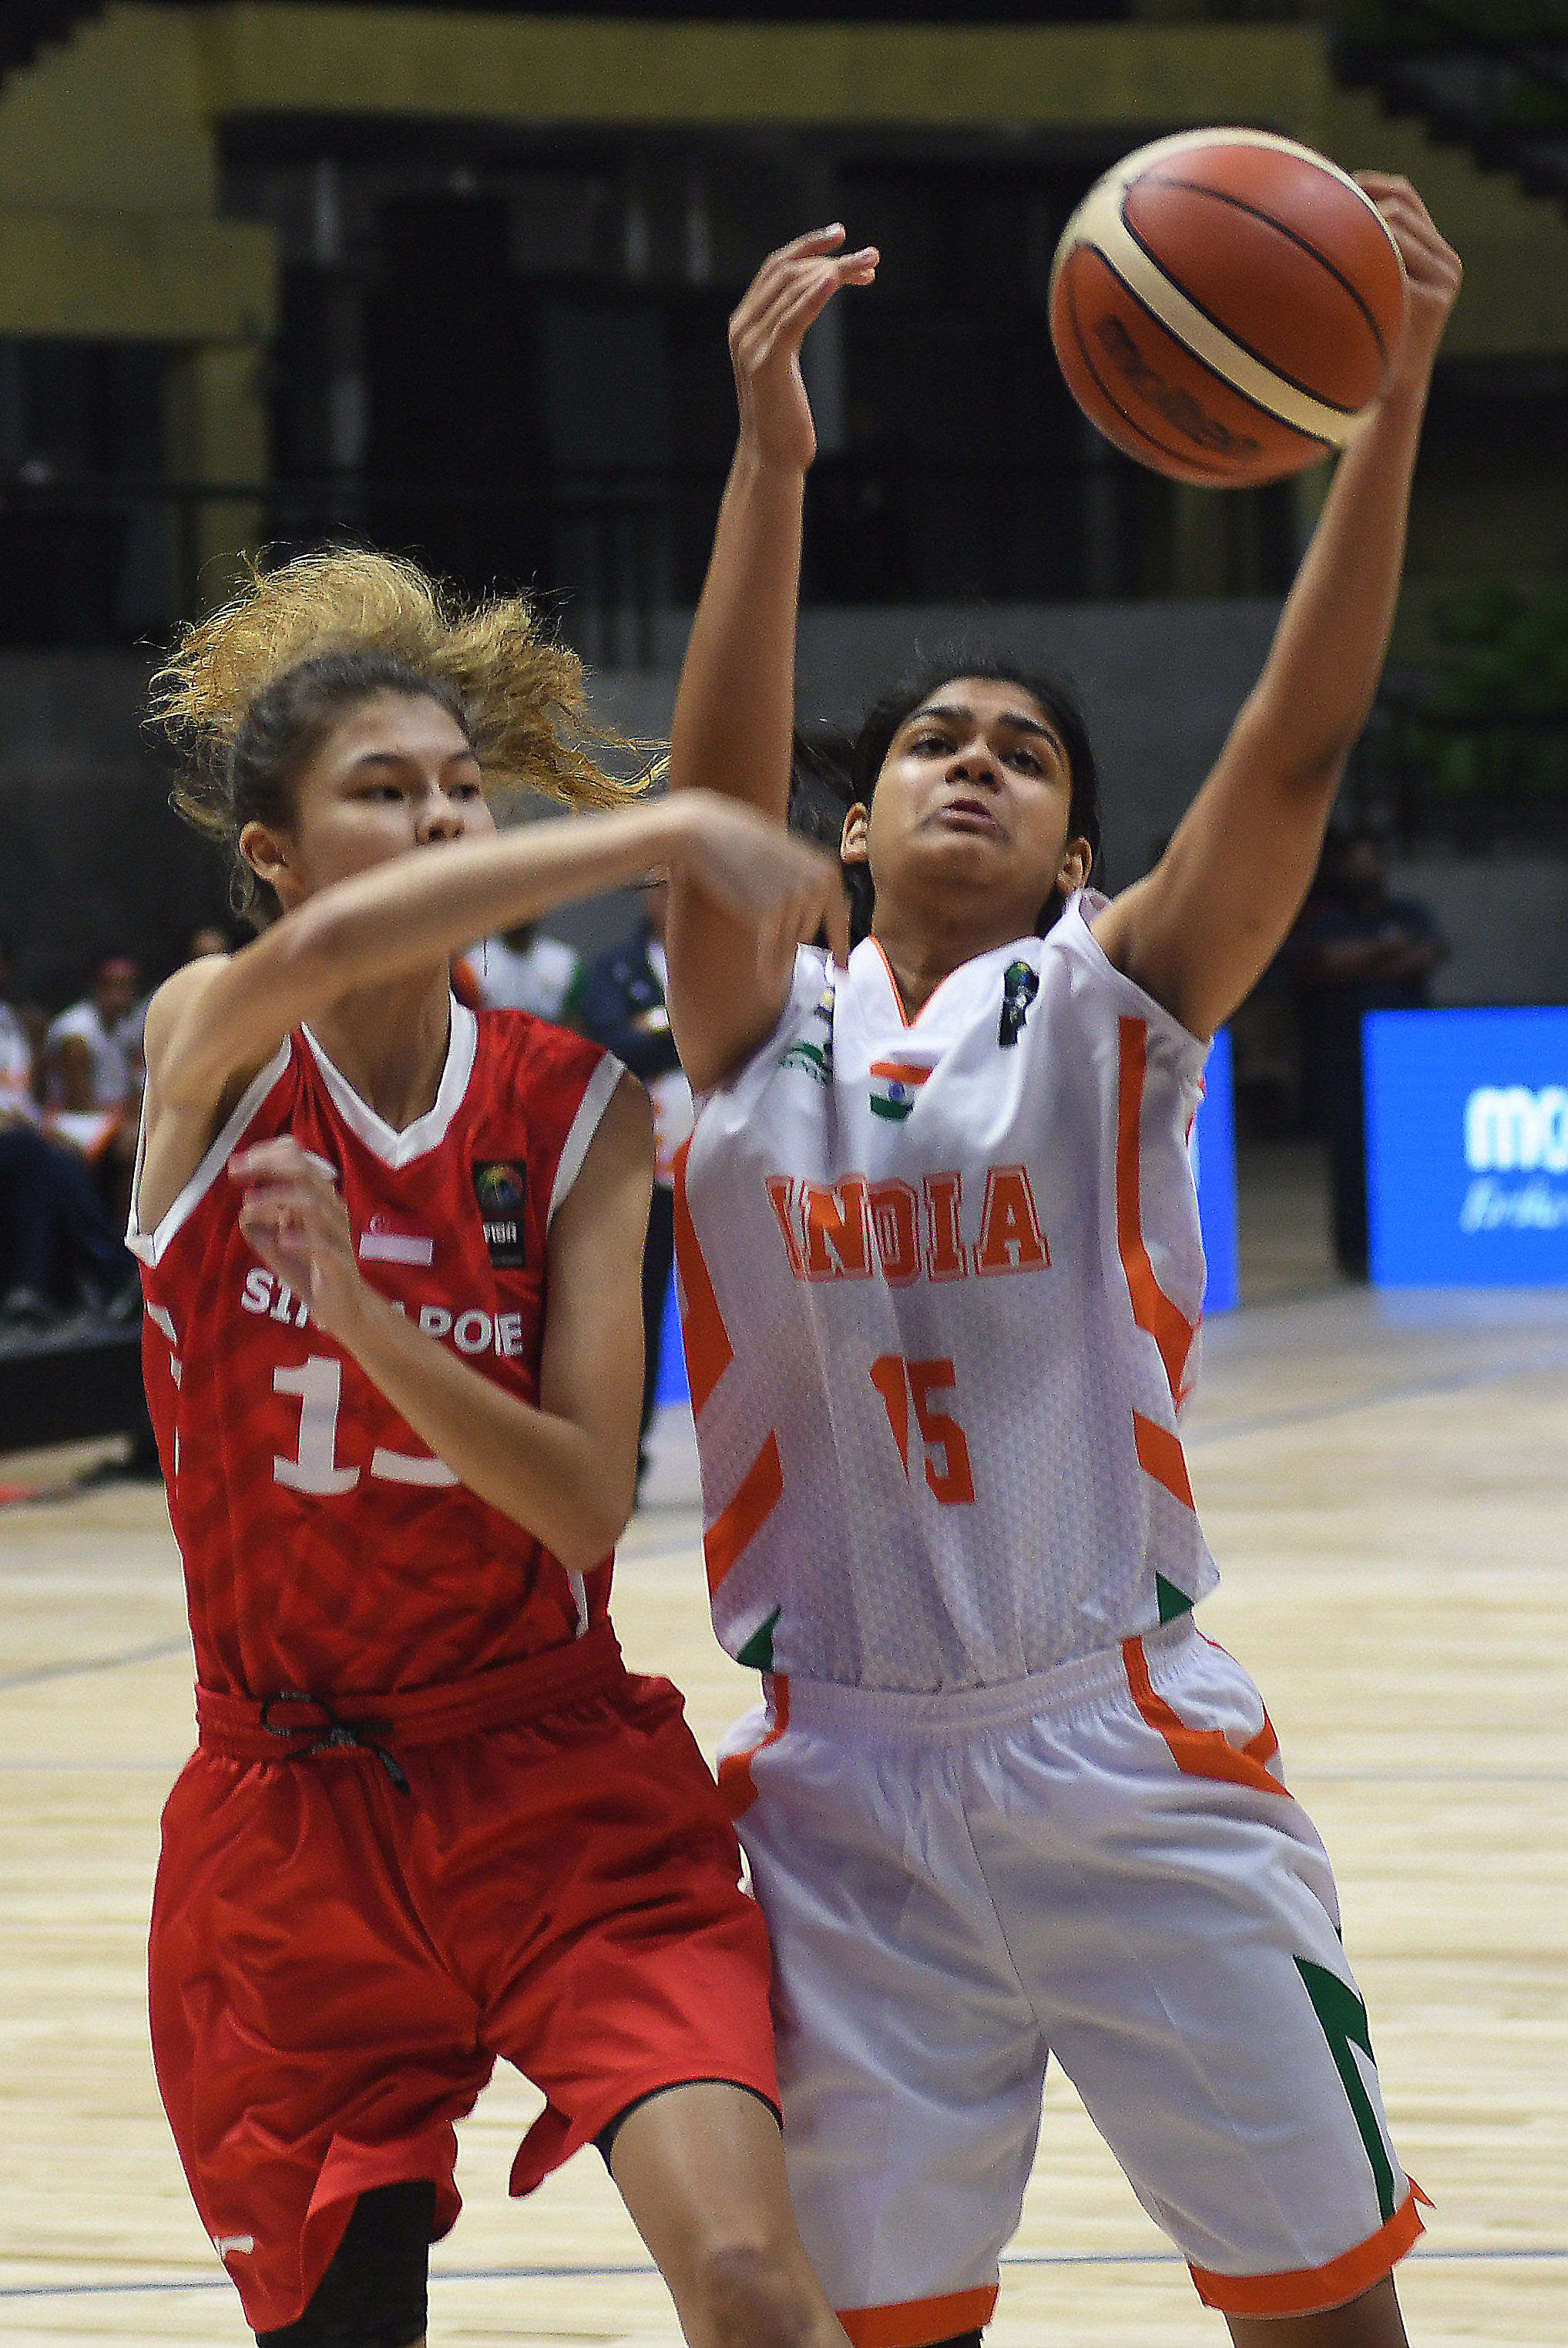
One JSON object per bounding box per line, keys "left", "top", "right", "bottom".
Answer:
{"left": 1049, "top": 129, "right": 1408, "bottom": 488}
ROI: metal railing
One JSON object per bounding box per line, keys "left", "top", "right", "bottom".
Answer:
{"left": 0, "top": 445, "right": 1241, "bottom": 657}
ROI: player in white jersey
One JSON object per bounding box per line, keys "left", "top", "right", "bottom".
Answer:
{"left": 664, "top": 188, "right": 1462, "bottom": 2348}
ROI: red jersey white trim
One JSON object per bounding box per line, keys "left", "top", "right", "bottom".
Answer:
{"left": 549, "top": 1050, "right": 624, "bottom": 1228}
{"left": 133, "top": 1006, "right": 625, "bottom": 1700}
{"left": 301, "top": 1000, "right": 478, "bottom": 1169}
{"left": 127, "top": 1042, "right": 293, "bottom": 1267}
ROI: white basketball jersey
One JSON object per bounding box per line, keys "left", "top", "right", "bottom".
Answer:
{"left": 677, "top": 894, "right": 1220, "bottom": 1693}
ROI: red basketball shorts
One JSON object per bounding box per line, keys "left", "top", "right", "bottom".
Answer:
{"left": 149, "top": 1668, "right": 778, "bottom": 2337}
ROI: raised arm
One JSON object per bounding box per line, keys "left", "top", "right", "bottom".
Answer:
{"left": 666, "top": 227, "right": 875, "bottom": 1093}
{"left": 144, "top": 791, "right": 845, "bottom": 1140}
{"left": 1093, "top": 177, "right": 1462, "bottom": 1040}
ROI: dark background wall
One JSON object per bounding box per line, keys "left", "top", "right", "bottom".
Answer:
{"left": 2, "top": 600, "right": 1281, "bottom": 1006}
{"left": 8, "top": 607, "right": 1568, "bottom": 1016}
{"left": 0, "top": 652, "right": 230, "bottom": 1004}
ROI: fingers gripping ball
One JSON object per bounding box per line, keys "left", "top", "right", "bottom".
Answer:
{"left": 1049, "top": 130, "right": 1408, "bottom": 488}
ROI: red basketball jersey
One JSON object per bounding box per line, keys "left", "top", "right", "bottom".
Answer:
{"left": 129, "top": 1003, "right": 625, "bottom": 1700}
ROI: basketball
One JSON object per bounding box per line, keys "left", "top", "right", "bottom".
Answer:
{"left": 1049, "top": 129, "right": 1408, "bottom": 489}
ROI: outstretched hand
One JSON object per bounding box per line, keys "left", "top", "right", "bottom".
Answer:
{"left": 729, "top": 223, "right": 878, "bottom": 473}
{"left": 669, "top": 789, "right": 852, "bottom": 974}
{"left": 1356, "top": 173, "right": 1462, "bottom": 401}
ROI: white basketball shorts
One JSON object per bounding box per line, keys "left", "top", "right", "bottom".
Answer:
{"left": 720, "top": 1617, "right": 1424, "bottom": 2348}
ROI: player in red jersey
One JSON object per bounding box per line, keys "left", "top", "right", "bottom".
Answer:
{"left": 132, "top": 549, "right": 851, "bottom": 2348}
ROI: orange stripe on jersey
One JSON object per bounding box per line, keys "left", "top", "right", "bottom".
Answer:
{"left": 1190, "top": 2184, "right": 1425, "bottom": 2316}
{"left": 868, "top": 1060, "right": 931, "bottom": 1087}
{"left": 838, "top": 2285, "right": 999, "bottom": 2348}
{"left": 717, "top": 1673, "right": 790, "bottom": 1819}
{"left": 673, "top": 1136, "right": 733, "bottom": 1416}
{"left": 1132, "top": 1409, "right": 1195, "bottom": 1510}
{"left": 868, "top": 939, "right": 912, "bottom": 1027}
{"left": 1246, "top": 1714, "right": 1282, "bottom": 1771}
{"left": 1122, "top": 1634, "right": 1288, "bottom": 1799}
{"left": 704, "top": 1433, "right": 784, "bottom": 1598}
{"left": 1115, "top": 1016, "right": 1197, "bottom": 1406}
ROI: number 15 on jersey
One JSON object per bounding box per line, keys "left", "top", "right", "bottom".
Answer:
{"left": 869, "top": 1354, "right": 976, "bottom": 1505}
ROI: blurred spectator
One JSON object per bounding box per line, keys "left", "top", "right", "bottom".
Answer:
{"left": 0, "top": 939, "right": 137, "bottom": 1328}
{"left": 1291, "top": 831, "right": 1447, "bottom": 1278}
{"left": 44, "top": 951, "right": 142, "bottom": 1216}
{"left": 0, "top": 932, "right": 36, "bottom": 1124}
{"left": 123, "top": 924, "right": 233, "bottom": 1067}
{"left": 46, "top": 951, "right": 140, "bottom": 1107}
{"left": 472, "top": 921, "right": 583, "bottom": 1023}
{"left": 576, "top": 875, "right": 689, "bottom": 1484}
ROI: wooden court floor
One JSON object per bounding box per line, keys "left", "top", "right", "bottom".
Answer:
{"left": 2, "top": 1281, "right": 1565, "bottom": 2346}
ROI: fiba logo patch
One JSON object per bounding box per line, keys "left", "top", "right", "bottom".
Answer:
{"left": 472, "top": 1159, "right": 527, "bottom": 1268}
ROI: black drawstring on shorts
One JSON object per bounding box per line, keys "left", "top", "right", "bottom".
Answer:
{"left": 259, "top": 1691, "right": 412, "bottom": 1795}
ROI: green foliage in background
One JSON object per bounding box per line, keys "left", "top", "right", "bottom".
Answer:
{"left": 1396, "top": 584, "right": 1568, "bottom": 803}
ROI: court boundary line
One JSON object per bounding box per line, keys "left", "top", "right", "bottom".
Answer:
{"left": 1187, "top": 1340, "right": 1568, "bottom": 1448}
{"left": 0, "top": 1637, "right": 189, "bottom": 1695}
{"left": 8, "top": 1341, "right": 1568, "bottom": 1706}
{"left": 5, "top": 2245, "right": 1566, "bottom": 2301}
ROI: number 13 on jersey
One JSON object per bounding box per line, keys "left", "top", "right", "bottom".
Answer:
{"left": 869, "top": 1354, "right": 976, "bottom": 1505}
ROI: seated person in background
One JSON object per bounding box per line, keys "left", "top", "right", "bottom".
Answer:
{"left": 0, "top": 938, "right": 136, "bottom": 1327}
{"left": 0, "top": 932, "right": 37, "bottom": 1124}
{"left": 122, "top": 925, "right": 235, "bottom": 1073}
{"left": 472, "top": 918, "right": 583, "bottom": 1021}
{"left": 44, "top": 951, "right": 143, "bottom": 1216}
{"left": 45, "top": 950, "right": 142, "bottom": 1141}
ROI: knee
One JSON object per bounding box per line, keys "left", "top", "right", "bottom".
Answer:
{"left": 689, "top": 2235, "right": 825, "bottom": 2348}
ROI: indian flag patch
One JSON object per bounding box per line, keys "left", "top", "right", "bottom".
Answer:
{"left": 869, "top": 1060, "right": 932, "bottom": 1122}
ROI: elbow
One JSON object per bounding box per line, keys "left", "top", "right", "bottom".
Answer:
{"left": 549, "top": 1464, "right": 637, "bottom": 1574}
{"left": 242, "top": 899, "right": 355, "bottom": 1019}
{"left": 551, "top": 1505, "right": 633, "bottom": 1578}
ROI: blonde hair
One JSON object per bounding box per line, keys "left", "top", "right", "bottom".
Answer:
{"left": 149, "top": 548, "right": 656, "bottom": 917}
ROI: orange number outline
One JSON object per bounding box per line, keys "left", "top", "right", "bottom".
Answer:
{"left": 869, "top": 1353, "right": 975, "bottom": 1505}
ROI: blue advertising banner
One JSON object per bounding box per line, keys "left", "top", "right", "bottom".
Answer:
{"left": 1191, "top": 1025, "right": 1239, "bottom": 1315}
{"left": 1366, "top": 1006, "right": 1568, "bottom": 1287}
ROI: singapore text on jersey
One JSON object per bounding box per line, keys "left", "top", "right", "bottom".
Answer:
{"left": 240, "top": 1265, "right": 530, "bottom": 1357}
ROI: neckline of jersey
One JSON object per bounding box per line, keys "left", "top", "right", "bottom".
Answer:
{"left": 861, "top": 915, "right": 1073, "bottom": 1029}
{"left": 301, "top": 998, "right": 479, "bottom": 1170}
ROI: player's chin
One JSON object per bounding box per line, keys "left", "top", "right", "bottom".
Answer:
{"left": 908, "top": 825, "right": 1020, "bottom": 889}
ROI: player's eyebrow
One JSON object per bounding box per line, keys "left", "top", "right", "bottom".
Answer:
{"left": 348, "top": 746, "right": 480, "bottom": 771}
{"left": 905, "top": 701, "right": 1067, "bottom": 758}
